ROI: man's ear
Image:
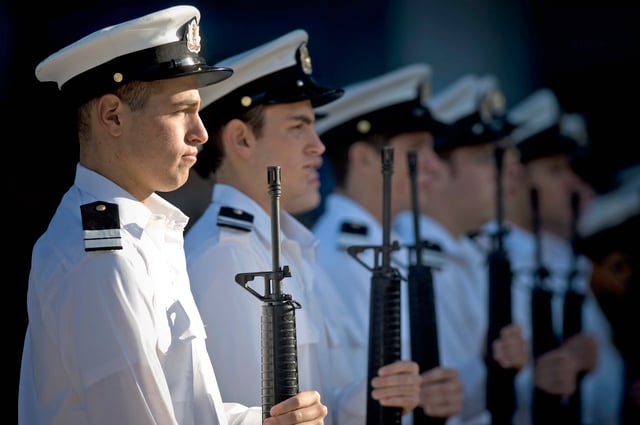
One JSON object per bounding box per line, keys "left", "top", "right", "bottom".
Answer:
{"left": 97, "top": 94, "right": 123, "bottom": 136}
{"left": 222, "top": 119, "right": 252, "bottom": 159}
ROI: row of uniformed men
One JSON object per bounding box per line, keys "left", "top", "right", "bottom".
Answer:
{"left": 20, "top": 4, "right": 638, "bottom": 425}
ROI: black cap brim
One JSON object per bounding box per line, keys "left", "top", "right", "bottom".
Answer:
{"left": 61, "top": 41, "right": 233, "bottom": 107}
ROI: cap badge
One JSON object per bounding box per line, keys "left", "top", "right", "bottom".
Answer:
{"left": 479, "top": 90, "right": 506, "bottom": 124}
{"left": 419, "top": 80, "right": 431, "bottom": 102}
{"left": 186, "top": 19, "right": 202, "bottom": 54}
{"left": 299, "top": 43, "right": 313, "bottom": 75}
{"left": 113, "top": 72, "right": 123, "bottom": 83}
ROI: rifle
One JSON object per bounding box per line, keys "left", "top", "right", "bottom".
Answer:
{"left": 485, "top": 144, "right": 516, "bottom": 425}
{"left": 348, "top": 145, "right": 403, "bottom": 425}
{"left": 405, "top": 150, "right": 445, "bottom": 425}
{"left": 562, "top": 190, "right": 584, "bottom": 425}
{"left": 235, "top": 166, "right": 300, "bottom": 420}
{"left": 529, "top": 187, "right": 563, "bottom": 425}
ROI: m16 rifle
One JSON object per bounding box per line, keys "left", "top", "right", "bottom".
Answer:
{"left": 235, "top": 166, "right": 300, "bottom": 420}
{"left": 405, "top": 150, "right": 445, "bottom": 425}
{"left": 348, "top": 145, "right": 403, "bottom": 425}
{"left": 485, "top": 143, "right": 516, "bottom": 425}
{"left": 562, "top": 190, "right": 584, "bottom": 425}
{"left": 530, "top": 187, "right": 563, "bottom": 425}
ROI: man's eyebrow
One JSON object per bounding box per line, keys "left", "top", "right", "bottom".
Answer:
{"left": 290, "top": 113, "right": 315, "bottom": 125}
{"left": 173, "top": 97, "right": 201, "bottom": 108}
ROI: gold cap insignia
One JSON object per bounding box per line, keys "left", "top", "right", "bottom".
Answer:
{"left": 419, "top": 80, "right": 431, "bottom": 103}
{"left": 480, "top": 89, "right": 505, "bottom": 124}
{"left": 186, "top": 19, "right": 201, "bottom": 54}
{"left": 299, "top": 43, "right": 312, "bottom": 75}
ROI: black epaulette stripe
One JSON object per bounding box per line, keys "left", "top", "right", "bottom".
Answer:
{"left": 217, "top": 206, "right": 254, "bottom": 232}
{"left": 340, "top": 222, "right": 368, "bottom": 235}
{"left": 81, "top": 201, "right": 123, "bottom": 251}
{"left": 338, "top": 221, "right": 368, "bottom": 249}
{"left": 415, "top": 240, "right": 444, "bottom": 268}
{"left": 421, "top": 249, "right": 446, "bottom": 269}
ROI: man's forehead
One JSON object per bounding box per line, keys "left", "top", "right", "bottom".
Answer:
{"left": 149, "top": 77, "right": 201, "bottom": 100}
{"left": 265, "top": 100, "right": 315, "bottom": 119}
{"left": 157, "top": 75, "right": 201, "bottom": 91}
{"left": 462, "top": 142, "right": 495, "bottom": 153}
{"left": 529, "top": 153, "right": 571, "bottom": 167}
{"left": 390, "top": 130, "right": 433, "bottom": 145}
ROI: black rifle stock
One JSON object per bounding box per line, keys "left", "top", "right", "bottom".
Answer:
{"left": 406, "top": 150, "right": 445, "bottom": 425}
{"left": 530, "top": 187, "right": 563, "bottom": 425}
{"left": 562, "top": 190, "right": 584, "bottom": 425}
{"left": 348, "top": 146, "right": 403, "bottom": 425}
{"left": 235, "top": 166, "right": 300, "bottom": 420}
{"left": 485, "top": 144, "right": 516, "bottom": 425}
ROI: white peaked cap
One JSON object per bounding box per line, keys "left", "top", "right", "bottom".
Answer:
{"left": 578, "top": 165, "right": 640, "bottom": 238}
{"left": 508, "top": 88, "right": 562, "bottom": 144}
{"left": 427, "top": 74, "right": 481, "bottom": 124}
{"left": 35, "top": 5, "right": 232, "bottom": 105}
{"left": 427, "top": 73, "right": 505, "bottom": 123}
{"left": 200, "top": 29, "right": 307, "bottom": 108}
{"left": 560, "top": 113, "right": 589, "bottom": 147}
{"left": 427, "top": 73, "right": 509, "bottom": 151}
{"left": 198, "top": 29, "right": 342, "bottom": 115}
{"left": 313, "top": 63, "right": 432, "bottom": 136}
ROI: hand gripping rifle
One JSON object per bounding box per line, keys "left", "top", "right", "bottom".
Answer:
{"left": 529, "top": 187, "right": 563, "bottom": 425}
{"left": 235, "top": 166, "right": 300, "bottom": 420}
{"left": 562, "top": 191, "right": 584, "bottom": 425}
{"left": 485, "top": 143, "right": 516, "bottom": 425}
{"left": 347, "top": 146, "right": 403, "bottom": 425}
{"left": 405, "top": 150, "right": 445, "bottom": 425}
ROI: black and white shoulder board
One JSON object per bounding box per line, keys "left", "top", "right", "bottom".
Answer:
{"left": 217, "top": 206, "right": 254, "bottom": 232}
{"left": 81, "top": 201, "right": 123, "bottom": 251}
{"left": 419, "top": 240, "right": 446, "bottom": 269}
{"left": 338, "top": 221, "right": 368, "bottom": 249}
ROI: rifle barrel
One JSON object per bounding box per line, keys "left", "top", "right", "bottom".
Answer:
{"left": 407, "top": 150, "right": 446, "bottom": 425}
{"left": 485, "top": 145, "right": 516, "bottom": 425}
{"left": 530, "top": 187, "right": 563, "bottom": 425}
{"left": 562, "top": 190, "right": 584, "bottom": 425}
{"left": 363, "top": 146, "right": 403, "bottom": 425}
{"left": 235, "top": 166, "right": 299, "bottom": 420}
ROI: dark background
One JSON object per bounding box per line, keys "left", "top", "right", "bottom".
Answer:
{"left": 5, "top": 0, "right": 639, "bottom": 421}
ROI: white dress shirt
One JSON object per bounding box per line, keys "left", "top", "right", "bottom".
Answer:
{"left": 395, "top": 210, "right": 492, "bottom": 425}
{"left": 504, "top": 223, "right": 624, "bottom": 425}
{"left": 313, "top": 194, "right": 413, "bottom": 425}
{"left": 19, "top": 164, "right": 260, "bottom": 425}
{"left": 185, "top": 184, "right": 338, "bottom": 424}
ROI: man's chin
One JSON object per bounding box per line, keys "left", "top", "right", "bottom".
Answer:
{"left": 284, "top": 192, "right": 321, "bottom": 216}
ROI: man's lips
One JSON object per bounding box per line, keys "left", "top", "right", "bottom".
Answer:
{"left": 184, "top": 150, "right": 199, "bottom": 163}
{"left": 304, "top": 161, "right": 322, "bottom": 182}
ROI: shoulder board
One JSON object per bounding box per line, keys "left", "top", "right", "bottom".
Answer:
{"left": 81, "top": 201, "right": 123, "bottom": 251}
{"left": 217, "top": 206, "right": 254, "bottom": 232}
{"left": 338, "top": 221, "right": 368, "bottom": 249}
{"left": 419, "top": 240, "right": 446, "bottom": 269}
{"left": 467, "top": 228, "right": 499, "bottom": 254}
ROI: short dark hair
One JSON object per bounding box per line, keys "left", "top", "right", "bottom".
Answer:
{"left": 77, "top": 80, "right": 153, "bottom": 142}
